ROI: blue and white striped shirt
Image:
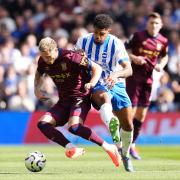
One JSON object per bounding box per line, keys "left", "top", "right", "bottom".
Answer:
{"left": 75, "top": 33, "right": 130, "bottom": 85}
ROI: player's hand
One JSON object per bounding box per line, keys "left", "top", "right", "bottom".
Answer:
{"left": 34, "top": 89, "right": 50, "bottom": 101}
{"left": 84, "top": 82, "right": 94, "bottom": 90}
{"left": 133, "top": 56, "right": 147, "bottom": 65}
{"left": 154, "top": 64, "right": 162, "bottom": 72}
{"left": 105, "top": 75, "right": 116, "bottom": 89}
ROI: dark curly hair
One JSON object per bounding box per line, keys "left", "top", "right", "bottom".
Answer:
{"left": 93, "top": 14, "right": 113, "bottom": 29}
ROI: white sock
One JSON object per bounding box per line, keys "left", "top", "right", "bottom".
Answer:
{"left": 131, "top": 143, "right": 135, "bottom": 148}
{"left": 65, "top": 143, "right": 75, "bottom": 149}
{"left": 120, "top": 128, "right": 133, "bottom": 157}
{"left": 102, "top": 141, "right": 109, "bottom": 151}
{"left": 100, "top": 103, "right": 114, "bottom": 127}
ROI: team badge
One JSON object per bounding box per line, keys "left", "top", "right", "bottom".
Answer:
{"left": 156, "top": 43, "right": 162, "bottom": 51}
{"left": 45, "top": 66, "right": 49, "bottom": 70}
{"left": 142, "top": 41, "right": 147, "bottom": 46}
{"left": 61, "top": 63, "right": 67, "bottom": 71}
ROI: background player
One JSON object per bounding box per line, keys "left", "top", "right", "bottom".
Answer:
{"left": 75, "top": 14, "right": 134, "bottom": 172}
{"left": 125, "top": 12, "right": 168, "bottom": 160}
{"left": 35, "top": 37, "right": 120, "bottom": 167}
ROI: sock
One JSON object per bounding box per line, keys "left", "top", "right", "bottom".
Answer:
{"left": 116, "top": 141, "right": 122, "bottom": 149}
{"left": 102, "top": 141, "right": 109, "bottom": 151}
{"left": 133, "top": 118, "right": 143, "bottom": 143}
{"left": 37, "top": 121, "right": 70, "bottom": 147}
{"left": 69, "top": 124, "right": 104, "bottom": 146}
{"left": 120, "top": 128, "right": 133, "bottom": 157}
{"left": 100, "top": 103, "right": 114, "bottom": 127}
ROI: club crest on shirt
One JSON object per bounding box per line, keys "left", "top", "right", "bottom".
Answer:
{"left": 61, "top": 63, "right": 67, "bottom": 71}
{"left": 45, "top": 66, "right": 49, "bottom": 70}
{"left": 102, "top": 52, "right": 107, "bottom": 59}
{"left": 142, "top": 41, "right": 147, "bottom": 46}
{"left": 156, "top": 43, "right": 162, "bottom": 51}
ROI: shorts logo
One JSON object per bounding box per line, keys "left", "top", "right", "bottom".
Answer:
{"left": 61, "top": 63, "right": 67, "bottom": 71}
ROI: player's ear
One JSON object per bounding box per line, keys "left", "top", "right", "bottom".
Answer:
{"left": 107, "top": 28, "right": 111, "bottom": 33}
{"left": 160, "top": 21, "right": 163, "bottom": 29}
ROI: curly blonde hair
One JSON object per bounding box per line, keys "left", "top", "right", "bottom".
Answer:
{"left": 38, "top": 37, "right": 57, "bottom": 52}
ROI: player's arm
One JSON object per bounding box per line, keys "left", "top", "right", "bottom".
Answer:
{"left": 128, "top": 51, "right": 147, "bottom": 65}
{"left": 78, "top": 51, "right": 102, "bottom": 89}
{"left": 84, "top": 61, "right": 102, "bottom": 90}
{"left": 113, "top": 61, "right": 133, "bottom": 78}
{"left": 34, "top": 70, "right": 49, "bottom": 101}
{"left": 106, "top": 61, "right": 132, "bottom": 89}
{"left": 125, "top": 33, "right": 147, "bottom": 65}
{"left": 154, "top": 47, "right": 168, "bottom": 72}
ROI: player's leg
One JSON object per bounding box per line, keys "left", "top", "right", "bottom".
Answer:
{"left": 91, "top": 84, "right": 120, "bottom": 143}
{"left": 68, "top": 117, "right": 120, "bottom": 167}
{"left": 114, "top": 107, "right": 134, "bottom": 172}
{"left": 111, "top": 84, "right": 134, "bottom": 172}
{"left": 130, "top": 83, "right": 152, "bottom": 160}
{"left": 130, "top": 106, "right": 148, "bottom": 160}
{"left": 37, "top": 103, "right": 85, "bottom": 158}
{"left": 68, "top": 100, "right": 120, "bottom": 167}
{"left": 133, "top": 107, "right": 148, "bottom": 143}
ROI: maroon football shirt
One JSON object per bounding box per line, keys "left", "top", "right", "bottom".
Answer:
{"left": 125, "top": 30, "right": 168, "bottom": 84}
{"left": 37, "top": 49, "right": 91, "bottom": 101}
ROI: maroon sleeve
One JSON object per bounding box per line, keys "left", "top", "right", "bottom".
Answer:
{"left": 160, "top": 38, "right": 168, "bottom": 58}
{"left": 37, "top": 57, "right": 45, "bottom": 75}
{"left": 61, "top": 49, "right": 89, "bottom": 67}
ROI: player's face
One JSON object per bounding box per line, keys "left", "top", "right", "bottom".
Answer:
{"left": 41, "top": 48, "right": 58, "bottom": 64}
{"left": 146, "top": 17, "right": 162, "bottom": 37}
{"left": 93, "top": 28, "right": 110, "bottom": 44}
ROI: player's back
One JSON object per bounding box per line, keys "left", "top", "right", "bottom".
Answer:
{"left": 37, "top": 48, "right": 91, "bottom": 100}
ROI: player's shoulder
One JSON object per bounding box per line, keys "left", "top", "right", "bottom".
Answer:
{"left": 78, "top": 33, "right": 93, "bottom": 41}
{"left": 157, "top": 33, "right": 168, "bottom": 44}
{"left": 134, "top": 30, "right": 146, "bottom": 38}
{"left": 109, "top": 34, "right": 123, "bottom": 44}
{"left": 37, "top": 56, "right": 45, "bottom": 66}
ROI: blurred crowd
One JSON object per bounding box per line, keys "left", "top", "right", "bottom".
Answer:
{"left": 0, "top": 0, "right": 179, "bottom": 112}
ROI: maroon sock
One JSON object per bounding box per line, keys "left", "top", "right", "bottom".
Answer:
{"left": 37, "top": 121, "right": 70, "bottom": 147}
{"left": 69, "top": 124, "right": 104, "bottom": 146}
{"left": 133, "top": 118, "right": 143, "bottom": 143}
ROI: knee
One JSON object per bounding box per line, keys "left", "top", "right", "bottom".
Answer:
{"left": 37, "top": 121, "right": 50, "bottom": 130}
{"left": 92, "top": 92, "right": 110, "bottom": 106}
{"left": 69, "top": 124, "right": 80, "bottom": 135}
{"left": 121, "top": 120, "right": 133, "bottom": 131}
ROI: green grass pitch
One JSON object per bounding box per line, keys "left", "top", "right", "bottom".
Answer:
{"left": 0, "top": 145, "right": 180, "bottom": 180}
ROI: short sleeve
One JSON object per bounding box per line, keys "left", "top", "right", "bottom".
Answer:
{"left": 160, "top": 41, "right": 168, "bottom": 58}
{"left": 63, "top": 49, "right": 89, "bottom": 67}
{"left": 74, "top": 37, "right": 83, "bottom": 50}
{"left": 114, "top": 39, "right": 130, "bottom": 64}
